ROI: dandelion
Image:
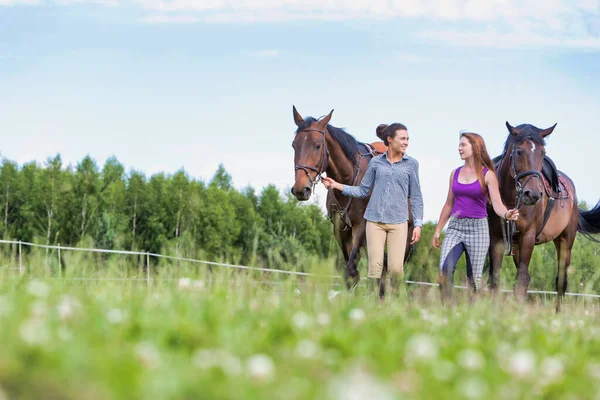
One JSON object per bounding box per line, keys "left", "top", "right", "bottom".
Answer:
{"left": 107, "top": 308, "right": 126, "bottom": 324}
{"left": 586, "top": 362, "right": 600, "bottom": 380}
{"left": 135, "top": 341, "right": 160, "bottom": 369}
{"left": 540, "top": 357, "right": 564, "bottom": 382}
{"left": 292, "top": 311, "right": 313, "bottom": 329}
{"left": 57, "top": 295, "right": 80, "bottom": 321}
{"left": 458, "top": 377, "right": 488, "bottom": 399}
{"left": 457, "top": 349, "right": 485, "bottom": 371}
{"left": 329, "top": 366, "right": 396, "bottom": 400}
{"left": 328, "top": 290, "right": 340, "bottom": 301}
{"left": 404, "top": 334, "right": 438, "bottom": 364}
{"left": 504, "top": 349, "right": 536, "bottom": 379}
{"left": 348, "top": 308, "right": 366, "bottom": 323}
{"left": 27, "top": 280, "right": 50, "bottom": 298}
{"left": 178, "top": 278, "right": 191, "bottom": 289}
{"left": 316, "top": 312, "right": 331, "bottom": 326}
{"left": 246, "top": 354, "right": 275, "bottom": 382}
{"left": 192, "top": 349, "right": 242, "bottom": 376}
{"left": 296, "top": 340, "right": 319, "bottom": 359}
{"left": 19, "top": 318, "right": 49, "bottom": 346}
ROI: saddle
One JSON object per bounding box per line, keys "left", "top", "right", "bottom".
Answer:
{"left": 367, "top": 141, "right": 388, "bottom": 155}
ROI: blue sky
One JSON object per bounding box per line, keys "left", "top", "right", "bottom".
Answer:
{"left": 1, "top": 0, "right": 599, "bottom": 222}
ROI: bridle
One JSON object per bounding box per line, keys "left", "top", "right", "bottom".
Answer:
{"left": 294, "top": 128, "right": 329, "bottom": 190}
{"left": 502, "top": 141, "right": 546, "bottom": 255}
{"left": 510, "top": 143, "right": 544, "bottom": 210}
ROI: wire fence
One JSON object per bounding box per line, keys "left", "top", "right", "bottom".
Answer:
{"left": 1, "top": 239, "right": 599, "bottom": 301}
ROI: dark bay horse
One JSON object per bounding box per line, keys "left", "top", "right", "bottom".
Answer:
{"left": 487, "top": 122, "right": 600, "bottom": 311}
{"left": 290, "top": 106, "right": 414, "bottom": 294}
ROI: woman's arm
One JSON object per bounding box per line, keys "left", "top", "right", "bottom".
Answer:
{"left": 322, "top": 159, "right": 376, "bottom": 198}
{"left": 432, "top": 170, "right": 456, "bottom": 248}
{"left": 486, "top": 170, "right": 519, "bottom": 220}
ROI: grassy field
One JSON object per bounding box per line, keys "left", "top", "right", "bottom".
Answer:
{"left": 2, "top": 254, "right": 600, "bottom": 400}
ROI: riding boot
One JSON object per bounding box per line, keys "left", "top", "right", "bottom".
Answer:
{"left": 390, "top": 273, "right": 407, "bottom": 300}
{"left": 438, "top": 273, "right": 454, "bottom": 305}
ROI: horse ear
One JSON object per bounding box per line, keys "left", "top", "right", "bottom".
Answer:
{"left": 318, "top": 109, "right": 334, "bottom": 129}
{"left": 293, "top": 105, "right": 304, "bottom": 127}
{"left": 540, "top": 123, "right": 557, "bottom": 138}
{"left": 506, "top": 121, "right": 521, "bottom": 136}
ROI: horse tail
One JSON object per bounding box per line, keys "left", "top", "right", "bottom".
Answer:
{"left": 578, "top": 201, "right": 600, "bottom": 242}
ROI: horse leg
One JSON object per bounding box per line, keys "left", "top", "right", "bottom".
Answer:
{"left": 487, "top": 233, "right": 505, "bottom": 295}
{"left": 345, "top": 224, "right": 366, "bottom": 291}
{"left": 512, "top": 238, "right": 534, "bottom": 301}
{"left": 332, "top": 215, "right": 353, "bottom": 289}
{"left": 376, "top": 251, "right": 388, "bottom": 300}
{"left": 554, "top": 236, "right": 572, "bottom": 313}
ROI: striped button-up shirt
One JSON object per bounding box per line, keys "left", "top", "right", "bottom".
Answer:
{"left": 342, "top": 153, "right": 423, "bottom": 227}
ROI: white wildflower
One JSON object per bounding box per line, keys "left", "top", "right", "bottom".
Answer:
{"left": 586, "top": 362, "right": 600, "bottom": 380}
{"left": 328, "top": 290, "right": 340, "bottom": 300}
{"left": 458, "top": 377, "right": 488, "bottom": 400}
{"left": 316, "top": 312, "right": 331, "bottom": 326}
{"left": 457, "top": 349, "right": 485, "bottom": 371}
{"left": 192, "top": 280, "right": 205, "bottom": 291}
{"left": 296, "top": 340, "right": 319, "bottom": 359}
{"left": 404, "top": 334, "right": 438, "bottom": 364}
{"left": 178, "top": 278, "right": 191, "bottom": 289}
{"left": 540, "top": 357, "right": 564, "bottom": 381}
{"left": 292, "top": 311, "right": 313, "bottom": 329}
{"left": 57, "top": 295, "right": 80, "bottom": 321}
{"left": 135, "top": 341, "right": 160, "bottom": 369}
{"left": 107, "top": 308, "right": 126, "bottom": 324}
{"left": 19, "top": 318, "right": 49, "bottom": 346}
{"left": 27, "top": 280, "right": 50, "bottom": 298}
{"left": 328, "top": 366, "right": 396, "bottom": 400}
{"left": 504, "top": 350, "right": 536, "bottom": 379}
{"left": 246, "top": 354, "right": 275, "bottom": 382}
{"left": 192, "top": 349, "right": 242, "bottom": 376}
{"left": 348, "top": 308, "right": 366, "bottom": 323}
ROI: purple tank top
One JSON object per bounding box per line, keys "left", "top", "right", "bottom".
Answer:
{"left": 451, "top": 166, "right": 489, "bottom": 219}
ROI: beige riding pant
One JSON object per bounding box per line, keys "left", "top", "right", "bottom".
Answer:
{"left": 366, "top": 221, "right": 408, "bottom": 279}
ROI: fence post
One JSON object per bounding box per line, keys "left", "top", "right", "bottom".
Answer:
{"left": 58, "top": 243, "right": 62, "bottom": 279}
{"left": 18, "top": 240, "right": 23, "bottom": 275}
{"left": 146, "top": 252, "right": 150, "bottom": 285}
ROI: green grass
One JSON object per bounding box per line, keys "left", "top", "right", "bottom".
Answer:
{"left": 1, "top": 261, "right": 600, "bottom": 400}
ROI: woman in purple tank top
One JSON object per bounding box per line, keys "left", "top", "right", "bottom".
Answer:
{"left": 432, "top": 132, "right": 519, "bottom": 302}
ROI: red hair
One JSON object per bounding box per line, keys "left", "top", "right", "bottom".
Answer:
{"left": 460, "top": 132, "right": 495, "bottom": 192}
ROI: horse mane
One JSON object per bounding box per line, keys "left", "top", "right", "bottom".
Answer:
{"left": 295, "top": 117, "right": 360, "bottom": 164}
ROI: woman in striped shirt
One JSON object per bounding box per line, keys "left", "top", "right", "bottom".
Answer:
{"left": 322, "top": 123, "right": 423, "bottom": 297}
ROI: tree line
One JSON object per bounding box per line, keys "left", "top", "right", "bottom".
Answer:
{"left": 1, "top": 154, "right": 598, "bottom": 292}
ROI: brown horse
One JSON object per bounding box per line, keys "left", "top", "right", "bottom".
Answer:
{"left": 290, "top": 106, "right": 414, "bottom": 294}
{"left": 487, "top": 122, "right": 600, "bottom": 311}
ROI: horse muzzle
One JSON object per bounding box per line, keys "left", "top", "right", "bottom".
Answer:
{"left": 522, "top": 190, "right": 543, "bottom": 206}
{"left": 291, "top": 186, "right": 312, "bottom": 201}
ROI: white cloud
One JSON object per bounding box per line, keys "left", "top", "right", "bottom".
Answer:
{"left": 140, "top": 15, "right": 200, "bottom": 23}
{"left": 247, "top": 49, "right": 279, "bottom": 57}
{"left": 418, "top": 27, "right": 600, "bottom": 49}
{"left": 0, "top": 0, "right": 39, "bottom": 5}
{"left": 3, "top": 0, "right": 600, "bottom": 50}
